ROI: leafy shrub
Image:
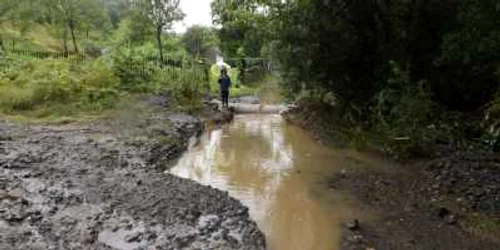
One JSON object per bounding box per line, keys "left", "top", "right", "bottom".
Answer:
{"left": 82, "top": 40, "right": 103, "bottom": 57}
{"left": 0, "top": 58, "right": 120, "bottom": 114}
{"left": 483, "top": 92, "right": 500, "bottom": 151}
{"left": 151, "top": 67, "right": 205, "bottom": 100}
{"left": 109, "top": 48, "right": 154, "bottom": 92}
{"left": 370, "top": 61, "right": 440, "bottom": 158}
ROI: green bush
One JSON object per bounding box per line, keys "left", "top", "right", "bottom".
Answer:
{"left": 370, "top": 62, "right": 440, "bottom": 158}
{"left": 151, "top": 67, "right": 205, "bottom": 100}
{"left": 0, "top": 58, "right": 120, "bottom": 114}
{"left": 109, "top": 46, "right": 205, "bottom": 100}
{"left": 109, "top": 48, "right": 154, "bottom": 92}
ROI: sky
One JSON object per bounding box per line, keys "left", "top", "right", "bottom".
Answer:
{"left": 172, "top": 0, "right": 213, "bottom": 33}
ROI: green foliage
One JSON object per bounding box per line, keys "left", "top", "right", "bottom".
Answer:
{"left": 103, "top": 0, "right": 133, "bottom": 28}
{"left": 482, "top": 88, "right": 500, "bottom": 151}
{"left": 0, "top": 57, "right": 119, "bottom": 114}
{"left": 109, "top": 48, "right": 154, "bottom": 92}
{"left": 135, "top": 0, "right": 184, "bottom": 61}
{"left": 151, "top": 67, "right": 205, "bottom": 101}
{"left": 267, "top": 0, "right": 500, "bottom": 110}
{"left": 211, "top": 0, "right": 271, "bottom": 57}
{"left": 181, "top": 25, "right": 219, "bottom": 60}
{"left": 110, "top": 9, "right": 154, "bottom": 46}
{"left": 0, "top": 0, "right": 208, "bottom": 121}
{"left": 370, "top": 62, "right": 438, "bottom": 158}
{"left": 437, "top": 0, "right": 500, "bottom": 110}
{"left": 225, "top": 0, "right": 500, "bottom": 156}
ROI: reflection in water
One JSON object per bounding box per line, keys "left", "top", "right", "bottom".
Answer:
{"left": 169, "top": 115, "right": 363, "bottom": 250}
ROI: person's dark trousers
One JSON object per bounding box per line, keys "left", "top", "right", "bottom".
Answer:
{"left": 221, "top": 90, "right": 229, "bottom": 107}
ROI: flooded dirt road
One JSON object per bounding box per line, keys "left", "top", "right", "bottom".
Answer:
{"left": 169, "top": 114, "right": 372, "bottom": 250}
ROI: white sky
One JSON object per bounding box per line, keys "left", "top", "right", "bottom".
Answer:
{"left": 172, "top": 0, "right": 213, "bottom": 33}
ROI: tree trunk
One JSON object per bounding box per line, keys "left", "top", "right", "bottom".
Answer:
{"left": 0, "top": 37, "right": 5, "bottom": 52}
{"left": 63, "top": 26, "right": 69, "bottom": 57}
{"left": 68, "top": 20, "right": 79, "bottom": 53}
{"left": 197, "top": 40, "right": 201, "bottom": 59}
{"left": 156, "top": 26, "right": 164, "bottom": 64}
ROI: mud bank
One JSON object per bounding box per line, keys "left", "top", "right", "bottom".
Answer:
{"left": 283, "top": 104, "right": 500, "bottom": 250}
{"left": 0, "top": 98, "right": 265, "bottom": 250}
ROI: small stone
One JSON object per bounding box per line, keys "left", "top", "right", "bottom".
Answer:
{"left": 82, "top": 229, "right": 97, "bottom": 244}
{"left": 146, "top": 231, "right": 157, "bottom": 240}
{"left": 23, "top": 229, "right": 33, "bottom": 236}
{"left": 437, "top": 207, "right": 450, "bottom": 218}
{"left": 353, "top": 234, "right": 364, "bottom": 243}
{"left": 445, "top": 214, "right": 457, "bottom": 225}
{"left": 49, "top": 206, "right": 58, "bottom": 215}
{"left": 347, "top": 219, "right": 360, "bottom": 231}
{"left": 125, "top": 232, "right": 143, "bottom": 243}
{"left": 340, "top": 169, "right": 347, "bottom": 178}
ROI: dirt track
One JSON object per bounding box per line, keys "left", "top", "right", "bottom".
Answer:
{"left": 0, "top": 99, "right": 265, "bottom": 250}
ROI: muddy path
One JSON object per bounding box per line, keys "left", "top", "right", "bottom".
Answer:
{"left": 0, "top": 98, "right": 265, "bottom": 250}
{"left": 334, "top": 157, "right": 500, "bottom": 250}
{"left": 283, "top": 104, "right": 500, "bottom": 250}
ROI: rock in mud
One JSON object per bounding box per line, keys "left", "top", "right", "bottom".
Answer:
{"left": 346, "top": 219, "right": 360, "bottom": 231}
{"left": 125, "top": 231, "right": 143, "bottom": 242}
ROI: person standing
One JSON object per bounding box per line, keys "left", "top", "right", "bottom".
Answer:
{"left": 218, "top": 68, "right": 231, "bottom": 108}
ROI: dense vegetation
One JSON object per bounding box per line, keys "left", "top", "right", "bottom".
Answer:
{"left": 212, "top": 0, "right": 500, "bottom": 157}
{"left": 2, "top": 0, "right": 499, "bottom": 157}
{"left": 0, "top": 0, "right": 245, "bottom": 119}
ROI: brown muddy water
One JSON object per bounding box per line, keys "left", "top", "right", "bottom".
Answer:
{"left": 168, "top": 114, "right": 377, "bottom": 250}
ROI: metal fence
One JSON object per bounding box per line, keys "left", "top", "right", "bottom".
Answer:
{"left": 120, "top": 58, "right": 209, "bottom": 78}
{"left": 7, "top": 50, "right": 87, "bottom": 60}
{"left": 226, "top": 58, "right": 276, "bottom": 72}
{"left": 0, "top": 50, "right": 273, "bottom": 86}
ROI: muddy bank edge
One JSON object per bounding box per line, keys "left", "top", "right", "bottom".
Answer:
{"left": 0, "top": 99, "right": 266, "bottom": 250}
{"left": 282, "top": 103, "right": 500, "bottom": 250}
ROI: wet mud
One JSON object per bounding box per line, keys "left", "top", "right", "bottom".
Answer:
{"left": 282, "top": 103, "right": 500, "bottom": 250}
{"left": 0, "top": 99, "right": 265, "bottom": 250}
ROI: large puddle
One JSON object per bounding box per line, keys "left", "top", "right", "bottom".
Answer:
{"left": 168, "top": 114, "right": 372, "bottom": 250}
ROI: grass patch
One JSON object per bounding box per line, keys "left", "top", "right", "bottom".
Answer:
{"left": 466, "top": 214, "right": 500, "bottom": 243}
{"left": 0, "top": 58, "right": 119, "bottom": 118}
{"left": 2, "top": 23, "right": 61, "bottom": 52}
{"left": 0, "top": 56, "right": 124, "bottom": 123}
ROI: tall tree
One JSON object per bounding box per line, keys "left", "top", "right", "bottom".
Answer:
{"left": 80, "top": 0, "right": 110, "bottom": 40}
{"left": 48, "top": 0, "right": 108, "bottom": 54}
{"left": 181, "top": 25, "right": 219, "bottom": 59}
{"left": 103, "top": 0, "right": 133, "bottom": 28}
{"left": 54, "top": 0, "right": 80, "bottom": 53}
{"left": 211, "top": 0, "right": 270, "bottom": 57}
{"left": 142, "top": 0, "right": 184, "bottom": 62}
{"left": 0, "top": 0, "right": 24, "bottom": 51}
